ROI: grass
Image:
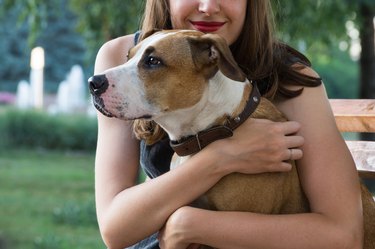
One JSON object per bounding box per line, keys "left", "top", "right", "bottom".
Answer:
{"left": 0, "top": 149, "right": 105, "bottom": 249}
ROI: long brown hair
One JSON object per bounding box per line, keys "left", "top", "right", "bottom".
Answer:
{"left": 134, "top": 0, "right": 321, "bottom": 144}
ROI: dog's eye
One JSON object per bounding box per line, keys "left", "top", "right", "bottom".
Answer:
{"left": 145, "top": 56, "right": 162, "bottom": 67}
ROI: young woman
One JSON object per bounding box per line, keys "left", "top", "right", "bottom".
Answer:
{"left": 93, "top": 1, "right": 363, "bottom": 248}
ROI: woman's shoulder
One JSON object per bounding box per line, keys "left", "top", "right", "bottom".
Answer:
{"left": 102, "top": 34, "right": 136, "bottom": 53}
{"left": 274, "top": 60, "right": 328, "bottom": 116}
{"left": 94, "top": 34, "right": 136, "bottom": 74}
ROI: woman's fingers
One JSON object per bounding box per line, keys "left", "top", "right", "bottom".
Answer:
{"left": 282, "top": 148, "right": 303, "bottom": 162}
{"left": 289, "top": 148, "right": 303, "bottom": 160}
{"left": 207, "top": 118, "right": 305, "bottom": 175}
{"left": 280, "top": 120, "right": 302, "bottom": 135}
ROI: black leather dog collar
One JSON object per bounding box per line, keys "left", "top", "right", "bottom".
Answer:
{"left": 170, "top": 81, "right": 261, "bottom": 157}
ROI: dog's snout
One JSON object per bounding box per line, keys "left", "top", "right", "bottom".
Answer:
{"left": 88, "top": 74, "right": 109, "bottom": 96}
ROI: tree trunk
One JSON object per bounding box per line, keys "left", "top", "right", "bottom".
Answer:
{"left": 359, "top": 3, "right": 375, "bottom": 141}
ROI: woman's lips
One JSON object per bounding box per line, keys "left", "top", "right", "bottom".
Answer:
{"left": 190, "top": 21, "right": 225, "bottom": 32}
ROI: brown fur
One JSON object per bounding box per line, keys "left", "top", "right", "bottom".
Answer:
{"left": 135, "top": 31, "right": 375, "bottom": 248}
{"left": 98, "top": 30, "right": 375, "bottom": 247}
{"left": 186, "top": 36, "right": 375, "bottom": 248}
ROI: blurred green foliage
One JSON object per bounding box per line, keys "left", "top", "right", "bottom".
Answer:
{"left": 0, "top": 0, "right": 144, "bottom": 93}
{"left": 274, "top": 0, "right": 351, "bottom": 47}
{"left": 0, "top": 0, "right": 86, "bottom": 93}
{"left": 0, "top": 108, "right": 97, "bottom": 151}
{"left": 69, "top": 0, "right": 144, "bottom": 55}
{"left": 313, "top": 47, "right": 359, "bottom": 98}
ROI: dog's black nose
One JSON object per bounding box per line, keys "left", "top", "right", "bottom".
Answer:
{"left": 88, "top": 74, "right": 109, "bottom": 96}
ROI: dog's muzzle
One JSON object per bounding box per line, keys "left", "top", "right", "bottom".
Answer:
{"left": 88, "top": 74, "right": 114, "bottom": 118}
{"left": 88, "top": 74, "right": 109, "bottom": 96}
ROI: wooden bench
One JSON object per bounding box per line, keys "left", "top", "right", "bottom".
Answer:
{"left": 330, "top": 99, "right": 375, "bottom": 179}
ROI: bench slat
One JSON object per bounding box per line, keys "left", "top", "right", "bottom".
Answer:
{"left": 329, "top": 99, "right": 375, "bottom": 178}
{"left": 346, "top": 141, "right": 375, "bottom": 179}
{"left": 330, "top": 99, "right": 375, "bottom": 132}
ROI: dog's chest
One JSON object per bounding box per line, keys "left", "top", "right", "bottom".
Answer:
{"left": 170, "top": 154, "right": 190, "bottom": 171}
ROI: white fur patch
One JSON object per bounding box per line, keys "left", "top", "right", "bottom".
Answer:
{"left": 154, "top": 71, "right": 247, "bottom": 140}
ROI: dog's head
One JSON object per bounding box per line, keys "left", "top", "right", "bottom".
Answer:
{"left": 88, "top": 30, "right": 246, "bottom": 120}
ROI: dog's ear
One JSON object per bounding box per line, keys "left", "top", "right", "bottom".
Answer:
{"left": 187, "top": 34, "right": 246, "bottom": 82}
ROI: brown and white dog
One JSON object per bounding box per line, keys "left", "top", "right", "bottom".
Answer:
{"left": 89, "top": 30, "right": 375, "bottom": 248}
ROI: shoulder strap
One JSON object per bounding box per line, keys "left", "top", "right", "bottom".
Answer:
{"left": 134, "top": 30, "right": 141, "bottom": 45}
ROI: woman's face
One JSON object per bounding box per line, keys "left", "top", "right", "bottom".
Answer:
{"left": 169, "top": 0, "right": 247, "bottom": 45}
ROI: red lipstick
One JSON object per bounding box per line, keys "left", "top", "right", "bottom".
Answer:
{"left": 190, "top": 21, "right": 225, "bottom": 32}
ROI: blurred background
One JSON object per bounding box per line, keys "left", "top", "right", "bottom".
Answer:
{"left": 0, "top": 0, "right": 374, "bottom": 248}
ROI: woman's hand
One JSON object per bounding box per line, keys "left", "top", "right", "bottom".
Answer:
{"left": 208, "top": 118, "right": 304, "bottom": 175}
{"left": 158, "top": 207, "right": 201, "bottom": 249}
